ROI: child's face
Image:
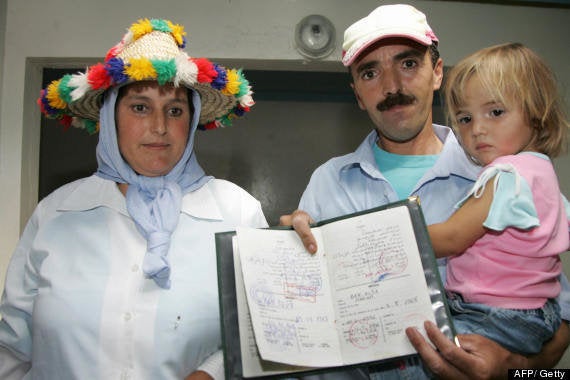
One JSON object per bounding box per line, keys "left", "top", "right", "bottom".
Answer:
{"left": 455, "top": 77, "right": 535, "bottom": 166}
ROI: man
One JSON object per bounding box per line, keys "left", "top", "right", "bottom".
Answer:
{"left": 280, "top": 4, "right": 570, "bottom": 379}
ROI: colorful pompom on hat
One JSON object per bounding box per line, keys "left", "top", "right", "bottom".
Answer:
{"left": 38, "top": 18, "right": 254, "bottom": 133}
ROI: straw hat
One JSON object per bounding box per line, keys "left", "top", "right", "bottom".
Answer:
{"left": 38, "top": 18, "right": 254, "bottom": 133}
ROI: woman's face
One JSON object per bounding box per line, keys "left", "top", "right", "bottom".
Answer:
{"left": 116, "top": 81, "right": 191, "bottom": 177}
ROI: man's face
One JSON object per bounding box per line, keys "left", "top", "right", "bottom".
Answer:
{"left": 350, "top": 38, "right": 443, "bottom": 151}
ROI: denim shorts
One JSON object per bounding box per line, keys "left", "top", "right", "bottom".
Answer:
{"left": 447, "top": 294, "right": 561, "bottom": 355}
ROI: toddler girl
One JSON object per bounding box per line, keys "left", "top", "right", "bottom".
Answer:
{"left": 429, "top": 42, "right": 569, "bottom": 355}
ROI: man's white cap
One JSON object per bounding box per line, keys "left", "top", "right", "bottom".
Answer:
{"left": 342, "top": 4, "right": 439, "bottom": 66}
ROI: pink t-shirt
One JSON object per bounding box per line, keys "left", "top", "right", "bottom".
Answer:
{"left": 445, "top": 153, "right": 569, "bottom": 309}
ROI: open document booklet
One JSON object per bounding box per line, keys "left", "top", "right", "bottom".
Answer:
{"left": 216, "top": 197, "right": 456, "bottom": 379}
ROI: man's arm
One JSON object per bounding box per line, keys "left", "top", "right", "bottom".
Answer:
{"left": 406, "top": 321, "right": 570, "bottom": 380}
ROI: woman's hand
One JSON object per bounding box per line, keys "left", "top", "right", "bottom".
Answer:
{"left": 184, "top": 370, "right": 213, "bottom": 380}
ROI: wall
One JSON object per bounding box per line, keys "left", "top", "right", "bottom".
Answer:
{"left": 1, "top": 0, "right": 570, "bottom": 365}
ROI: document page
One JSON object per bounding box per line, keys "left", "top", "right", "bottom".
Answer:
{"left": 321, "top": 205, "right": 435, "bottom": 364}
{"left": 236, "top": 204, "right": 439, "bottom": 368}
{"left": 236, "top": 227, "right": 343, "bottom": 367}
{"left": 231, "top": 236, "right": 312, "bottom": 377}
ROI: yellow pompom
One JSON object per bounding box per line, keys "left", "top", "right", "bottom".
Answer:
{"left": 130, "top": 19, "right": 154, "bottom": 41}
{"left": 46, "top": 80, "right": 67, "bottom": 109}
{"left": 125, "top": 58, "right": 157, "bottom": 81}
{"left": 222, "top": 69, "right": 241, "bottom": 95}
{"left": 167, "top": 21, "right": 186, "bottom": 46}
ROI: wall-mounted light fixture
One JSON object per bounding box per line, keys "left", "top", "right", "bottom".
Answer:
{"left": 294, "top": 15, "right": 336, "bottom": 60}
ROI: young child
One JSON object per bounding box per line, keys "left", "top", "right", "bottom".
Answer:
{"left": 428, "top": 42, "right": 569, "bottom": 355}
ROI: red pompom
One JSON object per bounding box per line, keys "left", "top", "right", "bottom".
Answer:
{"left": 202, "top": 121, "right": 219, "bottom": 130}
{"left": 87, "top": 63, "right": 113, "bottom": 90}
{"left": 59, "top": 115, "right": 73, "bottom": 131}
{"left": 105, "top": 44, "right": 121, "bottom": 62}
{"left": 193, "top": 58, "right": 217, "bottom": 83}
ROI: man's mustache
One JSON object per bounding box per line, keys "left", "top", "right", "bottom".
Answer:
{"left": 376, "top": 92, "right": 416, "bottom": 111}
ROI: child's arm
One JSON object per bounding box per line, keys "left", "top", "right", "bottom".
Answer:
{"left": 428, "top": 177, "right": 495, "bottom": 258}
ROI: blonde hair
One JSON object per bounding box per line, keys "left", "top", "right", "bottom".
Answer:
{"left": 444, "top": 42, "right": 569, "bottom": 158}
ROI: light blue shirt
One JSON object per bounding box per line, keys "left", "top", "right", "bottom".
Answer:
{"left": 0, "top": 175, "right": 268, "bottom": 380}
{"left": 298, "top": 125, "right": 570, "bottom": 379}
{"left": 300, "top": 125, "right": 478, "bottom": 227}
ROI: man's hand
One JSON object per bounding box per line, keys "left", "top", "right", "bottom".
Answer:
{"left": 279, "top": 209, "right": 318, "bottom": 254}
{"left": 407, "top": 319, "right": 569, "bottom": 380}
{"left": 406, "top": 321, "right": 517, "bottom": 380}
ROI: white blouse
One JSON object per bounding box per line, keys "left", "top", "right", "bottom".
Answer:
{"left": 0, "top": 175, "right": 268, "bottom": 379}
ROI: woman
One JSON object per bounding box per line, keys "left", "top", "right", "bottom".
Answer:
{"left": 0, "top": 18, "right": 267, "bottom": 379}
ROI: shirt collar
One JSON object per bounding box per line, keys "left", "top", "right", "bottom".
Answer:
{"left": 57, "top": 175, "right": 224, "bottom": 221}
{"left": 337, "top": 125, "right": 479, "bottom": 182}
{"left": 338, "top": 130, "right": 384, "bottom": 179}
{"left": 58, "top": 175, "right": 128, "bottom": 215}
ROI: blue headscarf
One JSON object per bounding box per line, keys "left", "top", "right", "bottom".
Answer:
{"left": 96, "top": 86, "right": 211, "bottom": 288}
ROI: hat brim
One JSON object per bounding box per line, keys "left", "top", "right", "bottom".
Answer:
{"left": 66, "top": 82, "right": 236, "bottom": 126}
{"left": 342, "top": 32, "right": 434, "bottom": 67}
{"left": 193, "top": 84, "right": 236, "bottom": 125}
{"left": 67, "top": 88, "right": 105, "bottom": 122}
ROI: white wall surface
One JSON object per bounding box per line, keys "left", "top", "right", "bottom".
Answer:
{"left": 1, "top": 0, "right": 570, "bottom": 366}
